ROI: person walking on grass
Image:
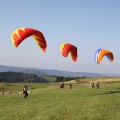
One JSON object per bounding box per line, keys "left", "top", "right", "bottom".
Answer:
{"left": 23, "top": 85, "right": 28, "bottom": 98}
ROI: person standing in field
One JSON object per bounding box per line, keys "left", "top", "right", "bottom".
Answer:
{"left": 60, "top": 82, "right": 64, "bottom": 88}
{"left": 92, "top": 82, "right": 95, "bottom": 88}
{"left": 96, "top": 82, "right": 100, "bottom": 89}
{"left": 70, "top": 83, "right": 72, "bottom": 90}
{"left": 23, "top": 85, "right": 28, "bottom": 98}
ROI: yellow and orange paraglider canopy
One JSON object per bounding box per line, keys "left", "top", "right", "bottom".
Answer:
{"left": 11, "top": 28, "right": 47, "bottom": 53}
{"left": 60, "top": 43, "right": 78, "bottom": 62}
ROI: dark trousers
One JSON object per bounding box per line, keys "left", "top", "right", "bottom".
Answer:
{"left": 24, "top": 91, "right": 28, "bottom": 98}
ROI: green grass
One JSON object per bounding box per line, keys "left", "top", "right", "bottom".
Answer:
{"left": 0, "top": 82, "right": 120, "bottom": 120}
{"left": 41, "top": 76, "right": 57, "bottom": 82}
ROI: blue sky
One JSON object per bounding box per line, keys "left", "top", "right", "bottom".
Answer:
{"left": 0, "top": 0, "right": 120, "bottom": 74}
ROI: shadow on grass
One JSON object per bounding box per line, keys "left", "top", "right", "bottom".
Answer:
{"left": 115, "top": 87, "right": 120, "bottom": 90}
{"left": 92, "top": 90, "right": 120, "bottom": 95}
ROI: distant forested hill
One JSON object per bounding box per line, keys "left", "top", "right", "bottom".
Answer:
{"left": 0, "top": 64, "right": 107, "bottom": 77}
{"left": 0, "top": 72, "right": 49, "bottom": 83}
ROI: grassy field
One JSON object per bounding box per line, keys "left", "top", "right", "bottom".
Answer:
{"left": 0, "top": 78, "right": 120, "bottom": 120}
{"left": 41, "top": 76, "right": 57, "bottom": 82}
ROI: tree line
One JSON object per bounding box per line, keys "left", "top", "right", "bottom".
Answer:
{"left": 0, "top": 71, "right": 49, "bottom": 83}
{"left": 55, "top": 76, "right": 82, "bottom": 82}
{"left": 0, "top": 71, "right": 84, "bottom": 83}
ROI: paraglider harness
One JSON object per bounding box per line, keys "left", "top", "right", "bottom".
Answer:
{"left": 22, "top": 89, "right": 25, "bottom": 94}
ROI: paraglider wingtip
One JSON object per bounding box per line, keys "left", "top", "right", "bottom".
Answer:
{"left": 43, "top": 48, "right": 46, "bottom": 53}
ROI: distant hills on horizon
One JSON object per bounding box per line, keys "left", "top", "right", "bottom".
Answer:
{"left": 0, "top": 64, "right": 120, "bottom": 77}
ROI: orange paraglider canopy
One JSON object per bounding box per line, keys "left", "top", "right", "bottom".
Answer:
{"left": 94, "top": 49, "right": 114, "bottom": 64}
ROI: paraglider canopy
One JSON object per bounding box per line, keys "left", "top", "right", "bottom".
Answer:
{"left": 94, "top": 49, "right": 114, "bottom": 64}
{"left": 60, "top": 43, "right": 78, "bottom": 62}
{"left": 11, "top": 27, "right": 47, "bottom": 53}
